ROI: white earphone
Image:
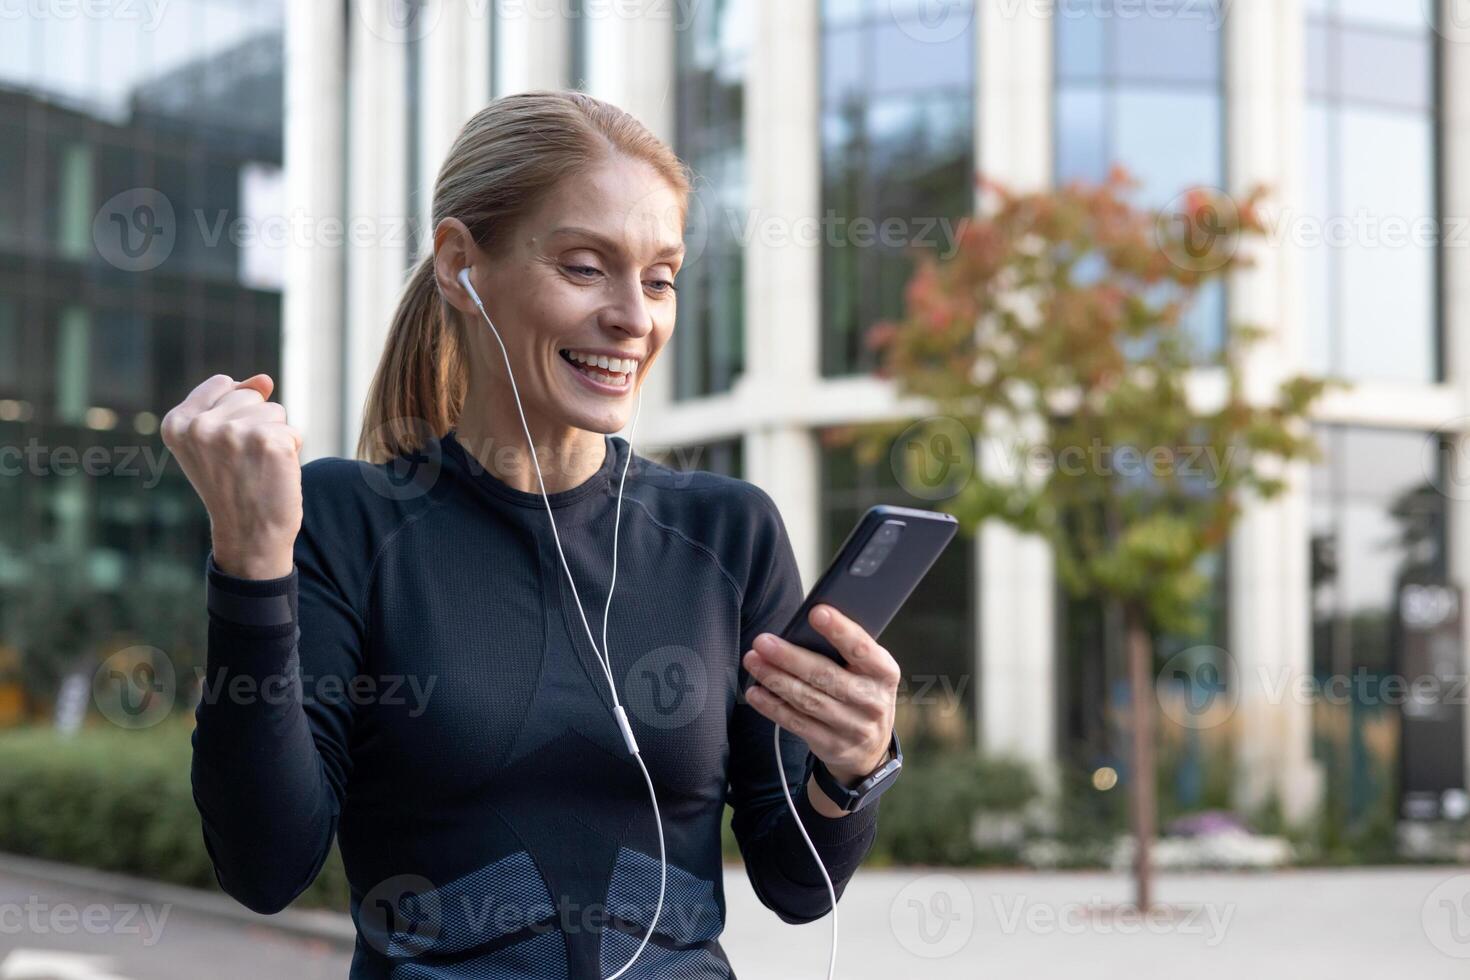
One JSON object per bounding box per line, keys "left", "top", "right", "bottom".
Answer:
{"left": 455, "top": 266, "right": 837, "bottom": 980}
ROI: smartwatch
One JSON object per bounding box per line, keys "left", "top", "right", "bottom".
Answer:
{"left": 804, "top": 729, "right": 903, "bottom": 813}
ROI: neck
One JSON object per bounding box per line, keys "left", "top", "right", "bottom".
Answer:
{"left": 454, "top": 387, "right": 607, "bottom": 496}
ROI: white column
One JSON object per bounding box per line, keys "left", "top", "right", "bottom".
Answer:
{"left": 342, "top": 0, "right": 411, "bottom": 457}
{"left": 282, "top": 1, "right": 346, "bottom": 459}
{"left": 1438, "top": 0, "right": 1470, "bottom": 800}
{"left": 1224, "top": 0, "right": 1322, "bottom": 824}
{"left": 975, "top": 0, "right": 1058, "bottom": 774}
{"left": 419, "top": 1, "right": 495, "bottom": 240}
{"left": 493, "top": 0, "right": 569, "bottom": 94}
{"left": 743, "top": 0, "right": 823, "bottom": 583}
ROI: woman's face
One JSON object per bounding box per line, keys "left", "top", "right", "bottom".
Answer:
{"left": 457, "top": 153, "right": 685, "bottom": 438}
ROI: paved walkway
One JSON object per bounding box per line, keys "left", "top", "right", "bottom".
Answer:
{"left": 719, "top": 865, "right": 1470, "bottom": 979}
{"left": 4, "top": 855, "right": 1468, "bottom": 978}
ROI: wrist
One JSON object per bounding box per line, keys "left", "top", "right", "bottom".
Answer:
{"left": 210, "top": 544, "right": 293, "bottom": 581}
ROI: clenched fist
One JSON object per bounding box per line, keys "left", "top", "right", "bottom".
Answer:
{"left": 162, "top": 373, "right": 304, "bottom": 580}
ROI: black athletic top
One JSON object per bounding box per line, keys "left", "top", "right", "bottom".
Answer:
{"left": 190, "top": 428, "right": 881, "bottom": 978}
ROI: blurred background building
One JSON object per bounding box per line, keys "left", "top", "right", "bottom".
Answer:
{"left": 1, "top": 0, "right": 1466, "bottom": 839}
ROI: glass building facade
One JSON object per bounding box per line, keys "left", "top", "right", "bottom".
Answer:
{"left": 0, "top": 1, "right": 284, "bottom": 714}
{"left": 673, "top": 0, "right": 751, "bottom": 400}
{"left": 819, "top": 0, "right": 976, "bottom": 377}
{"left": 1054, "top": 0, "right": 1226, "bottom": 358}
{"left": 1305, "top": 0, "right": 1440, "bottom": 383}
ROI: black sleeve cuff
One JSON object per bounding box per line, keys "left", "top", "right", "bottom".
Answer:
{"left": 205, "top": 551, "right": 298, "bottom": 633}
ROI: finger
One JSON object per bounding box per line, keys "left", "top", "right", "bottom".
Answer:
{"left": 747, "top": 636, "right": 883, "bottom": 710}
{"left": 179, "top": 374, "right": 239, "bottom": 414}
{"left": 200, "top": 387, "right": 271, "bottom": 419}
{"left": 743, "top": 655, "right": 866, "bottom": 741}
{"left": 806, "top": 604, "right": 900, "bottom": 683}
{"left": 744, "top": 685, "right": 844, "bottom": 757}
{"left": 214, "top": 397, "right": 287, "bottom": 424}
{"left": 232, "top": 373, "right": 274, "bottom": 400}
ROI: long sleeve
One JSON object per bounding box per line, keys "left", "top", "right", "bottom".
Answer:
{"left": 189, "top": 485, "right": 366, "bottom": 915}
{"left": 725, "top": 489, "right": 881, "bottom": 925}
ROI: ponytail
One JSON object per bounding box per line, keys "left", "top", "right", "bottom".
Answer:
{"left": 355, "top": 253, "right": 466, "bottom": 462}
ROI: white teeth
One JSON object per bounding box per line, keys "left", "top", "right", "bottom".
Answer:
{"left": 564, "top": 350, "right": 635, "bottom": 374}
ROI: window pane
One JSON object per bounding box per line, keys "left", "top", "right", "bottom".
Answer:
{"left": 1336, "top": 109, "right": 1435, "bottom": 382}
{"left": 1111, "top": 3, "right": 1223, "bottom": 83}
{"left": 1337, "top": 26, "right": 1432, "bottom": 110}
{"left": 1112, "top": 90, "right": 1221, "bottom": 204}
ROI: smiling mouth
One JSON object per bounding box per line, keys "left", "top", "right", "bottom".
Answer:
{"left": 558, "top": 348, "right": 635, "bottom": 388}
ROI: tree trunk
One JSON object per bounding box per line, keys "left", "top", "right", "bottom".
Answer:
{"left": 1124, "top": 600, "right": 1155, "bottom": 911}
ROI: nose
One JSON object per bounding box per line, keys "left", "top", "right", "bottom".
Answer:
{"left": 598, "top": 274, "right": 656, "bottom": 340}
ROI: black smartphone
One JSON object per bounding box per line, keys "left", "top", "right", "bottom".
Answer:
{"left": 775, "top": 504, "right": 958, "bottom": 665}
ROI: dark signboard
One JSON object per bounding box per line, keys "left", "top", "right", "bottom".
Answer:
{"left": 1396, "top": 583, "right": 1469, "bottom": 822}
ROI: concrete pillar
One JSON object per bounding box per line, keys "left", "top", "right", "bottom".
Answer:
{"left": 974, "top": 0, "right": 1058, "bottom": 774}
{"left": 1224, "top": 0, "right": 1322, "bottom": 824}
{"left": 282, "top": 1, "right": 346, "bottom": 459}
{"left": 342, "top": 0, "right": 411, "bottom": 457}
{"left": 493, "top": 0, "right": 570, "bottom": 94}
{"left": 1437, "top": 0, "right": 1470, "bottom": 803}
{"left": 743, "top": 0, "right": 822, "bottom": 584}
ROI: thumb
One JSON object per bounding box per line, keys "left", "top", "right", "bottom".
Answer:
{"left": 234, "top": 373, "right": 275, "bottom": 400}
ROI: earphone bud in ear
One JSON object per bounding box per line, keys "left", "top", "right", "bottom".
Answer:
{"left": 457, "top": 267, "right": 478, "bottom": 304}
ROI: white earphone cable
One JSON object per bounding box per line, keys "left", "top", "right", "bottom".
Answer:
{"left": 461, "top": 272, "right": 665, "bottom": 979}
{"left": 459, "top": 268, "right": 835, "bottom": 979}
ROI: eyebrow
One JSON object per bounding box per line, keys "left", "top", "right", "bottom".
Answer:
{"left": 547, "top": 225, "right": 685, "bottom": 261}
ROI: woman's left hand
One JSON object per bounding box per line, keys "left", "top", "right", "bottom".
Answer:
{"left": 741, "top": 603, "right": 899, "bottom": 789}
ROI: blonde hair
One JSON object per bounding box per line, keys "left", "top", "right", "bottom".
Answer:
{"left": 355, "top": 90, "right": 692, "bottom": 462}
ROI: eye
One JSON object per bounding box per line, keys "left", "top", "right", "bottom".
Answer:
{"left": 645, "top": 278, "right": 677, "bottom": 296}
{"left": 564, "top": 264, "right": 603, "bottom": 279}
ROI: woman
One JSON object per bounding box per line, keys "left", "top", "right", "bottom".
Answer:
{"left": 164, "top": 91, "right": 900, "bottom": 979}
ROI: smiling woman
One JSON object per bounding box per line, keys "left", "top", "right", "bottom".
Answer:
{"left": 168, "top": 90, "right": 894, "bottom": 980}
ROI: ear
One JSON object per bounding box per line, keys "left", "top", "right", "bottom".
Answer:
{"left": 433, "top": 217, "right": 482, "bottom": 315}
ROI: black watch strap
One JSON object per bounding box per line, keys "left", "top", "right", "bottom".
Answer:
{"left": 805, "top": 728, "right": 903, "bottom": 813}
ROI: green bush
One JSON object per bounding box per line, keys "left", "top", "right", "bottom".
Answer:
{"left": 0, "top": 724, "right": 349, "bottom": 910}
{"left": 720, "top": 750, "right": 1039, "bottom": 867}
